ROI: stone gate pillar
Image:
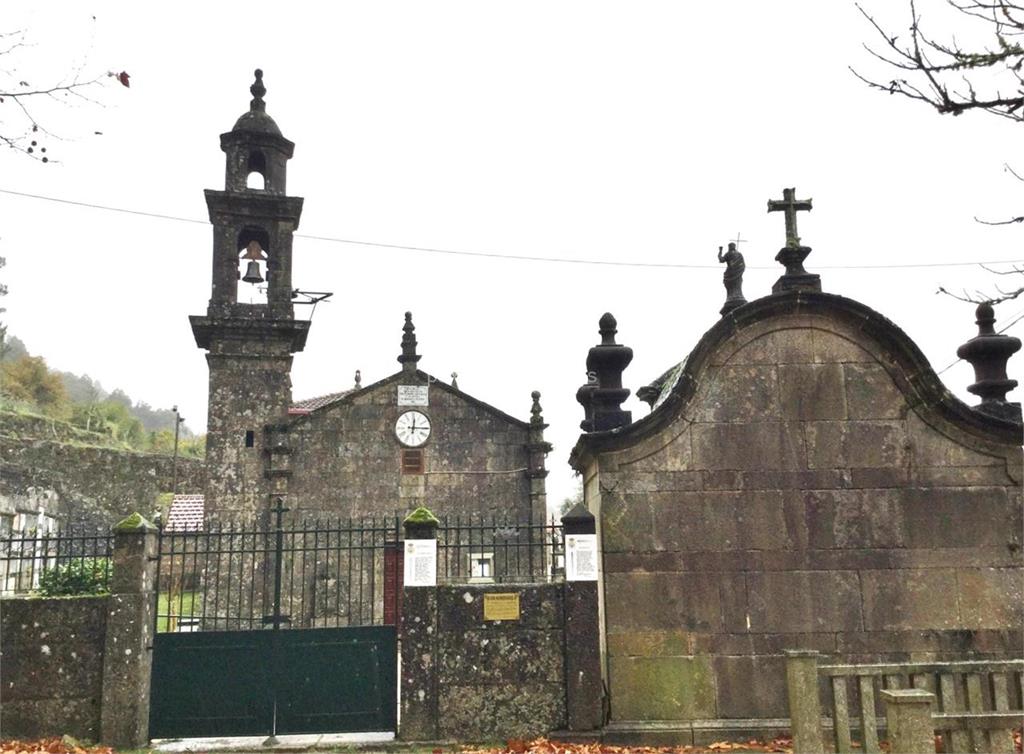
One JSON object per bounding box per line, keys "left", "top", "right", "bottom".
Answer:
{"left": 100, "top": 513, "right": 158, "bottom": 748}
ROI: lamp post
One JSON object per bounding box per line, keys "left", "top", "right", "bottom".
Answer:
{"left": 171, "top": 405, "right": 185, "bottom": 496}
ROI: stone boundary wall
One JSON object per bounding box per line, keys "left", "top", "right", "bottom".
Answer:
{"left": 0, "top": 596, "right": 109, "bottom": 740}
{"left": 0, "top": 436, "right": 204, "bottom": 524}
{"left": 0, "top": 518, "right": 158, "bottom": 748}
{"left": 400, "top": 579, "right": 603, "bottom": 742}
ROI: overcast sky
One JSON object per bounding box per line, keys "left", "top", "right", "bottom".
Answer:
{"left": 3, "top": 1, "right": 1022, "bottom": 509}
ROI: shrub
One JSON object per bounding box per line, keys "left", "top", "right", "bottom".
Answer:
{"left": 38, "top": 557, "right": 111, "bottom": 596}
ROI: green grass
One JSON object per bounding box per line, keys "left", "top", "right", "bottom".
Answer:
{"left": 157, "top": 590, "right": 200, "bottom": 632}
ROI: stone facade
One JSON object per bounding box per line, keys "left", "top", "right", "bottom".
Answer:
{"left": 284, "top": 370, "right": 537, "bottom": 519}
{"left": 571, "top": 292, "right": 1023, "bottom": 735}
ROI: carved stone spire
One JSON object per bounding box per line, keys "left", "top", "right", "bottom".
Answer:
{"left": 451, "top": 372, "right": 459, "bottom": 390}
{"left": 526, "top": 391, "right": 553, "bottom": 513}
{"left": 579, "top": 313, "right": 633, "bottom": 432}
{"left": 250, "top": 68, "right": 267, "bottom": 112}
{"left": 398, "top": 311, "right": 421, "bottom": 374}
{"left": 956, "top": 302, "right": 1022, "bottom": 422}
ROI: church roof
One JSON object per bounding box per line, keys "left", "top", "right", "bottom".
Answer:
{"left": 290, "top": 389, "right": 358, "bottom": 414}
{"left": 287, "top": 369, "right": 531, "bottom": 430}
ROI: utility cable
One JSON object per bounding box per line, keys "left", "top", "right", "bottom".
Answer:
{"left": 2, "top": 187, "right": 1023, "bottom": 272}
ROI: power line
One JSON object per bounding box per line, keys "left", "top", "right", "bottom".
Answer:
{"left": 935, "top": 306, "right": 1024, "bottom": 376}
{"left": 3, "top": 186, "right": 1024, "bottom": 272}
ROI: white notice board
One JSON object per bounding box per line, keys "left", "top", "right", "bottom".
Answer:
{"left": 403, "top": 539, "right": 437, "bottom": 587}
{"left": 565, "top": 534, "right": 598, "bottom": 582}
{"left": 397, "top": 385, "right": 429, "bottom": 406}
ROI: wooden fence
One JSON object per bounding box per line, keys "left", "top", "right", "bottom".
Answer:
{"left": 785, "top": 650, "right": 1023, "bottom": 753}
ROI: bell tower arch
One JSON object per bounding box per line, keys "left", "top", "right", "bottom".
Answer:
{"left": 190, "top": 69, "right": 308, "bottom": 514}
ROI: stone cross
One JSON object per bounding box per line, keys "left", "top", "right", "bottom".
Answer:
{"left": 767, "top": 188, "right": 812, "bottom": 248}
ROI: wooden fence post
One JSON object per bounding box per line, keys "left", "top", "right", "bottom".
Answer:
{"left": 785, "top": 650, "right": 824, "bottom": 754}
{"left": 881, "top": 689, "right": 936, "bottom": 754}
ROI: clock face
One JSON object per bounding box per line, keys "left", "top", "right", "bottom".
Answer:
{"left": 395, "top": 410, "right": 431, "bottom": 447}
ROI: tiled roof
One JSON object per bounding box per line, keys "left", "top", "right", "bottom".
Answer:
{"left": 289, "top": 389, "right": 355, "bottom": 414}
{"left": 166, "top": 494, "right": 205, "bottom": 532}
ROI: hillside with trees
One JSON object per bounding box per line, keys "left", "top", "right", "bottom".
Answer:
{"left": 0, "top": 334, "right": 204, "bottom": 457}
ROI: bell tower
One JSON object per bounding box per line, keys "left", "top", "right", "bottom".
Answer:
{"left": 190, "top": 69, "right": 308, "bottom": 514}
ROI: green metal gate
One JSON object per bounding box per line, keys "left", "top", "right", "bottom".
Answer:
{"left": 149, "top": 500, "right": 402, "bottom": 739}
{"left": 150, "top": 626, "right": 396, "bottom": 737}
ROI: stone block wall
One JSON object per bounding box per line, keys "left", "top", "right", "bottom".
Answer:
{"left": 0, "top": 434, "right": 204, "bottom": 525}
{"left": 286, "top": 374, "right": 534, "bottom": 519}
{"left": 0, "top": 596, "right": 109, "bottom": 739}
{"left": 575, "top": 298, "right": 1023, "bottom": 732}
{"left": 436, "top": 584, "right": 566, "bottom": 739}
{"left": 400, "top": 582, "right": 572, "bottom": 741}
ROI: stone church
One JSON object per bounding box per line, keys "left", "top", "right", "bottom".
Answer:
{"left": 189, "top": 71, "right": 550, "bottom": 522}
{"left": 571, "top": 196, "right": 1023, "bottom": 738}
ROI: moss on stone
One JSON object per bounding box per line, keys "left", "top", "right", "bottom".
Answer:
{"left": 112, "top": 512, "right": 155, "bottom": 532}
{"left": 404, "top": 506, "right": 440, "bottom": 525}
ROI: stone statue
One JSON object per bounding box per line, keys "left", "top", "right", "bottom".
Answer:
{"left": 718, "top": 242, "right": 747, "bottom": 315}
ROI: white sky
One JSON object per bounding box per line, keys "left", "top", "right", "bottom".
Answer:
{"left": 3, "top": 1, "right": 1022, "bottom": 510}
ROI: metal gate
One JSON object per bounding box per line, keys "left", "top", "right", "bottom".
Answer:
{"left": 149, "top": 500, "right": 402, "bottom": 739}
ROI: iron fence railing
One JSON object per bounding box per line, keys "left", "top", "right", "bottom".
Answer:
{"left": 155, "top": 507, "right": 404, "bottom": 633}
{"left": 0, "top": 526, "right": 114, "bottom": 596}
{"left": 436, "top": 514, "right": 564, "bottom": 584}
{"left": 154, "top": 507, "right": 567, "bottom": 633}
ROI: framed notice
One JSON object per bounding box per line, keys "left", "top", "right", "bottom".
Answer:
{"left": 397, "top": 385, "right": 429, "bottom": 406}
{"left": 483, "top": 593, "right": 520, "bottom": 621}
{"left": 403, "top": 539, "right": 437, "bottom": 587}
{"left": 565, "top": 534, "right": 598, "bottom": 582}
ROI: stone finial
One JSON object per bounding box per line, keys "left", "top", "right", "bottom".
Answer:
{"left": 717, "top": 242, "right": 747, "bottom": 315}
{"left": 398, "top": 311, "right": 421, "bottom": 374}
{"left": 579, "top": 313, "right": 633, "bottom": 432}
{"left": 451, "top": 371, "right": 459, "bottom": 390}
{"left": 956, "top": 301, "right": 1022, "bottom": 422}
{"left": 527, "top": 390, "right": 552, "bottom": 479}
{"left": 354, "top": 369, "right": 362, "bottom": 389}
{"left": 530, "top": 390, "right": 544, "bottom": 425}
{"left": 250, "top": 68, "right": 267, "bottom": 112}
{"left": 768, "top": 187, "right": 821, "bottom": 294}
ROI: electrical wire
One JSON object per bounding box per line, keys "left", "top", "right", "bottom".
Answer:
{"left": 2, "top": 186, "right": 1023, "bottom": 272}
{"left": 935, "top": 306, "right": 1024, "bottom": 376}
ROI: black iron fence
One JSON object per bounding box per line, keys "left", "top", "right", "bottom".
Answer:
{"left": 0, "top": 525, "right": 114, "bottom": 596}
{"left": 436, "top": 513, "right": 564, "bottom": 584}
{"left": 155, "top": 504, "right": 403, "bottom": 633}
{"left": 154, "top": 505, "right": 566, "bottom": 633}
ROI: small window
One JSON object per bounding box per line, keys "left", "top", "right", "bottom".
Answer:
{"left": 401, "top": 448, "right": 424, "bottom": 474}
{"left": 468, "top": 553, "right": 494, "bottom": 583}
{"left": 245, "top": 430, "right": 255, "bottom": 448}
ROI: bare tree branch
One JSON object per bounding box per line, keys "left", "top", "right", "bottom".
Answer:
{"left": 0, "top": 26, "right": 126, "bottom": 163}
{"left": 854, "top": 0, "right": 1024, "bottom": 121}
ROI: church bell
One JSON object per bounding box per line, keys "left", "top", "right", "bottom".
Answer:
{"left": 242, "top": 260, "right": 264, "bottom": 284}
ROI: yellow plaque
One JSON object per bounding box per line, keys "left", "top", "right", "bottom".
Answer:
{"left": 483, "top": 592, "right": 520, "bottom": 621}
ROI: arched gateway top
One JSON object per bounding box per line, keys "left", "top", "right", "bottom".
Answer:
{"left": 571, "top": 290, "right": 1022, "bottom": 472}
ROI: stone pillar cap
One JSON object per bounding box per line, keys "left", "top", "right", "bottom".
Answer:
{"left": 112, "top": 512, "right": 157, "bottom": 533}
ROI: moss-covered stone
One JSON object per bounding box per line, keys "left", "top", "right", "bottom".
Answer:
{"left": 403, "top": 506, "right": 440, "bottom": 525}
{"left": 608, "top": 654, "right": 716, "bottom": 720}
{"left": 111, "top": 512, "right": 155, "bottom": 533}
